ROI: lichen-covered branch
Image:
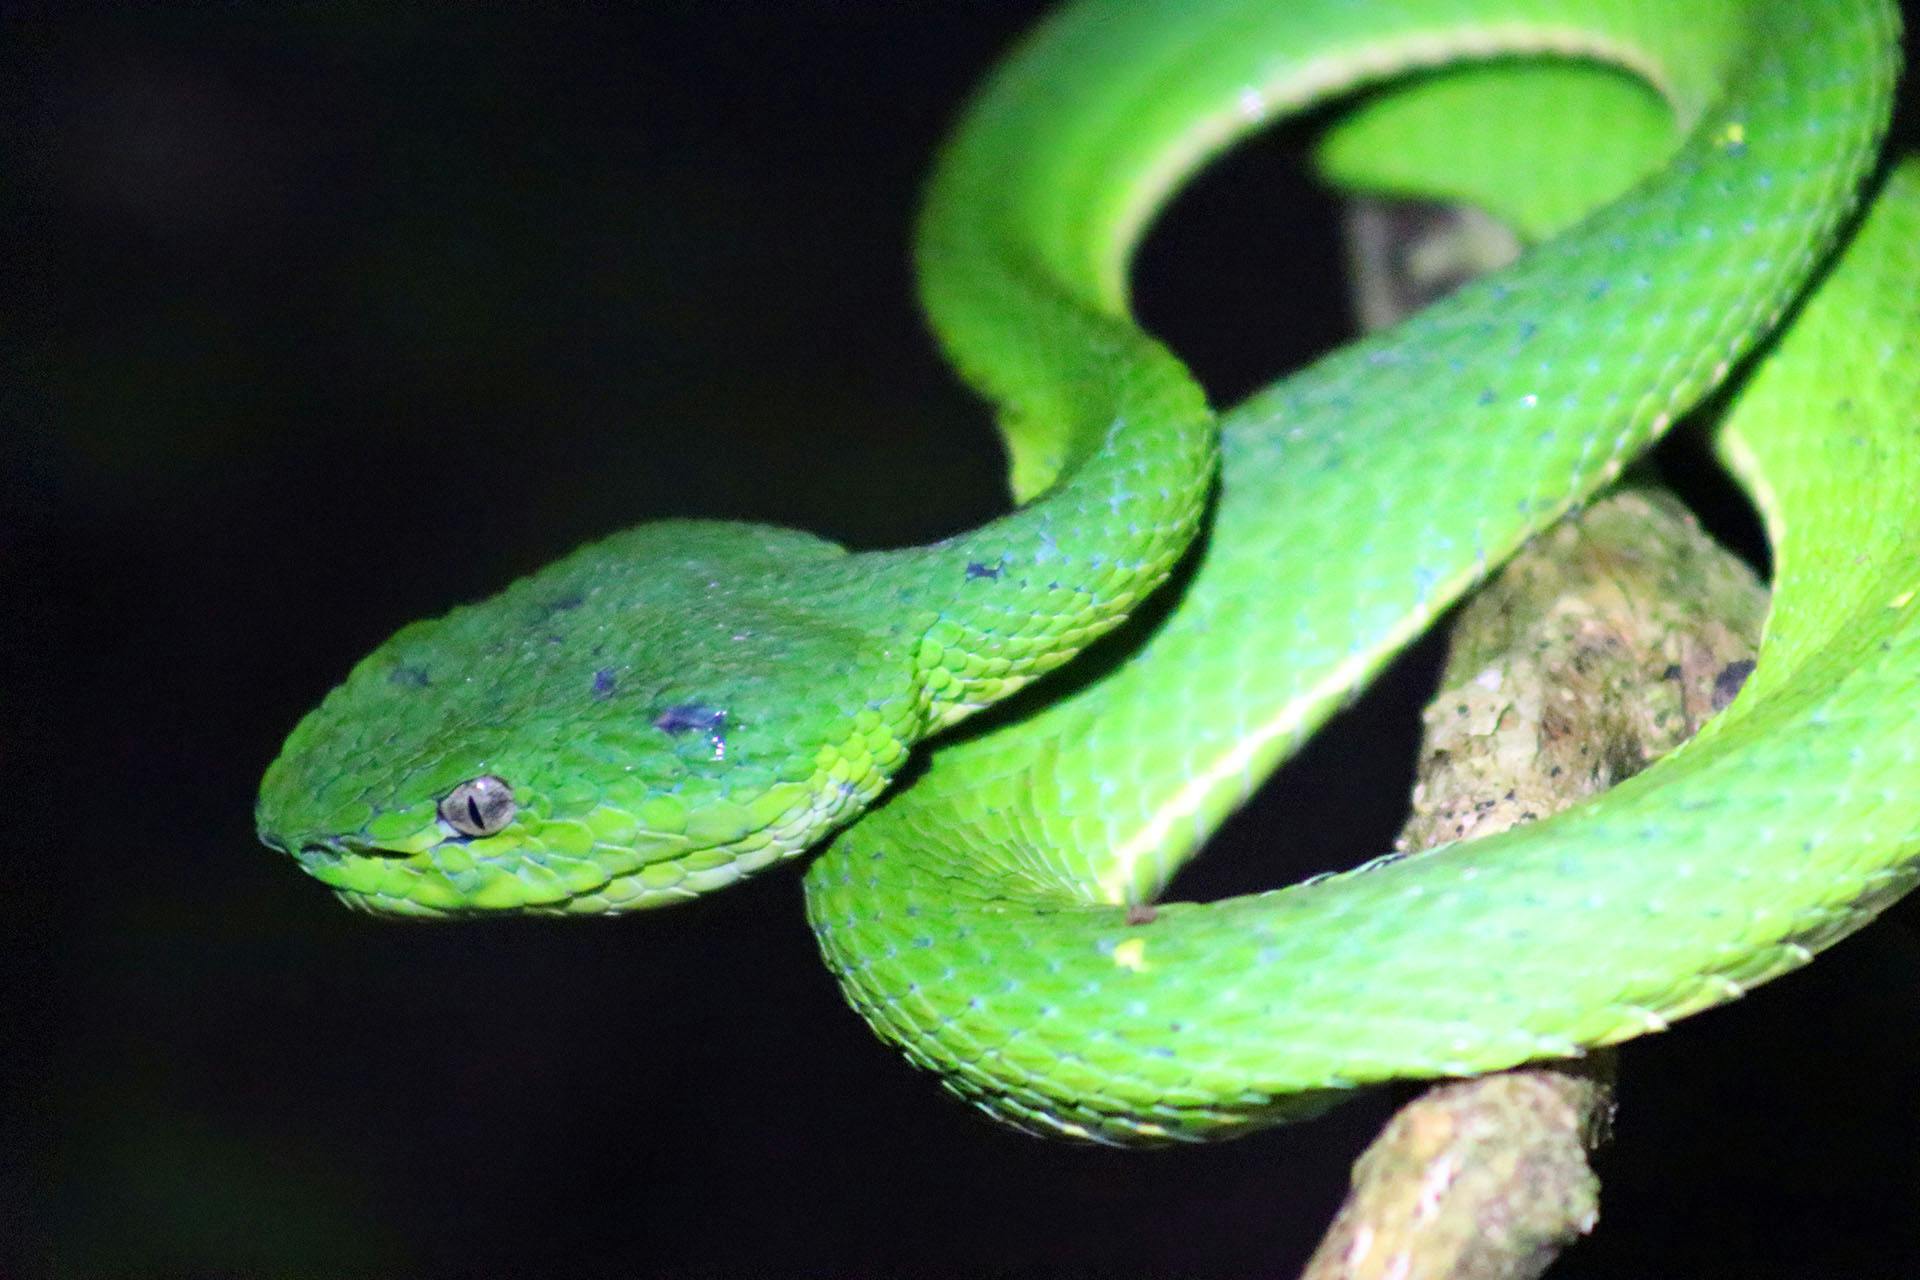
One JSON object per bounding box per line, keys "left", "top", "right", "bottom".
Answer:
{"left": 1301, "top": 1059, "right": 1613, "bottom": 1280}
{"left": 1395, "top": 487, "right": 1768, "bottom": 856}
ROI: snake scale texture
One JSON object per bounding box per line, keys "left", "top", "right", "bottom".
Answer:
{"left": 260, "top": 0, "right": 1920, "bottom": 1145}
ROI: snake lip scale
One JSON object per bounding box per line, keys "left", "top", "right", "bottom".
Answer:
{"left": 260, "top": 0, "right": 1920, "bottom": 1145}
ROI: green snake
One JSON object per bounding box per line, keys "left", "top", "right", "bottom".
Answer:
{"left": 259, "top": 0, "right": 1920, "bottom": 1145}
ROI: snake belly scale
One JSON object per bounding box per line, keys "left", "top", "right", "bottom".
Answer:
{"left": 259, "top": 0, "right": 1920, "bottom": 1145}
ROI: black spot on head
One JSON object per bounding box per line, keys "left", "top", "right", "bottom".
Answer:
{"left": 653, "top": 704, "right": 727, "bottom": 736}
{"left": 964, "top": 560, "right": 1002, "bottom": 580}
{"left": 592, "top": 667, "right": 618, "bottom": 700}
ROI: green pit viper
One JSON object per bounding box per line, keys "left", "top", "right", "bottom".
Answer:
{"left": 259, "top": 0, "right": 1920, "bottom": 1145}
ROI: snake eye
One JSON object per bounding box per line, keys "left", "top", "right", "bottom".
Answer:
{"left": 439, "top": 775, "right": 516, "bottom": 837}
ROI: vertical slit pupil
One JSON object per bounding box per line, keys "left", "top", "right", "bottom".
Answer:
{"left": 468, "top": 795, "right": 485, "bottom": 828}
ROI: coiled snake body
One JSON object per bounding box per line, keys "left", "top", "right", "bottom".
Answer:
{"left": 260, "top": 0, "right": 1920, "bottom": 1144}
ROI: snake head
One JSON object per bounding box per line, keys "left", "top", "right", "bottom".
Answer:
{"left": 256, "top": 521, "right": 922, "bottom": 916}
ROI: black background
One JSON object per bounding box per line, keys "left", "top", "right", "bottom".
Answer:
{"left": 13, "top": 4, "right": 1920, "bottom": 1276}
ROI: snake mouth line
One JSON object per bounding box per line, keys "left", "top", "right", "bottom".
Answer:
{"left": 297, "top": 839, "right": 414, "bottom": 862}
